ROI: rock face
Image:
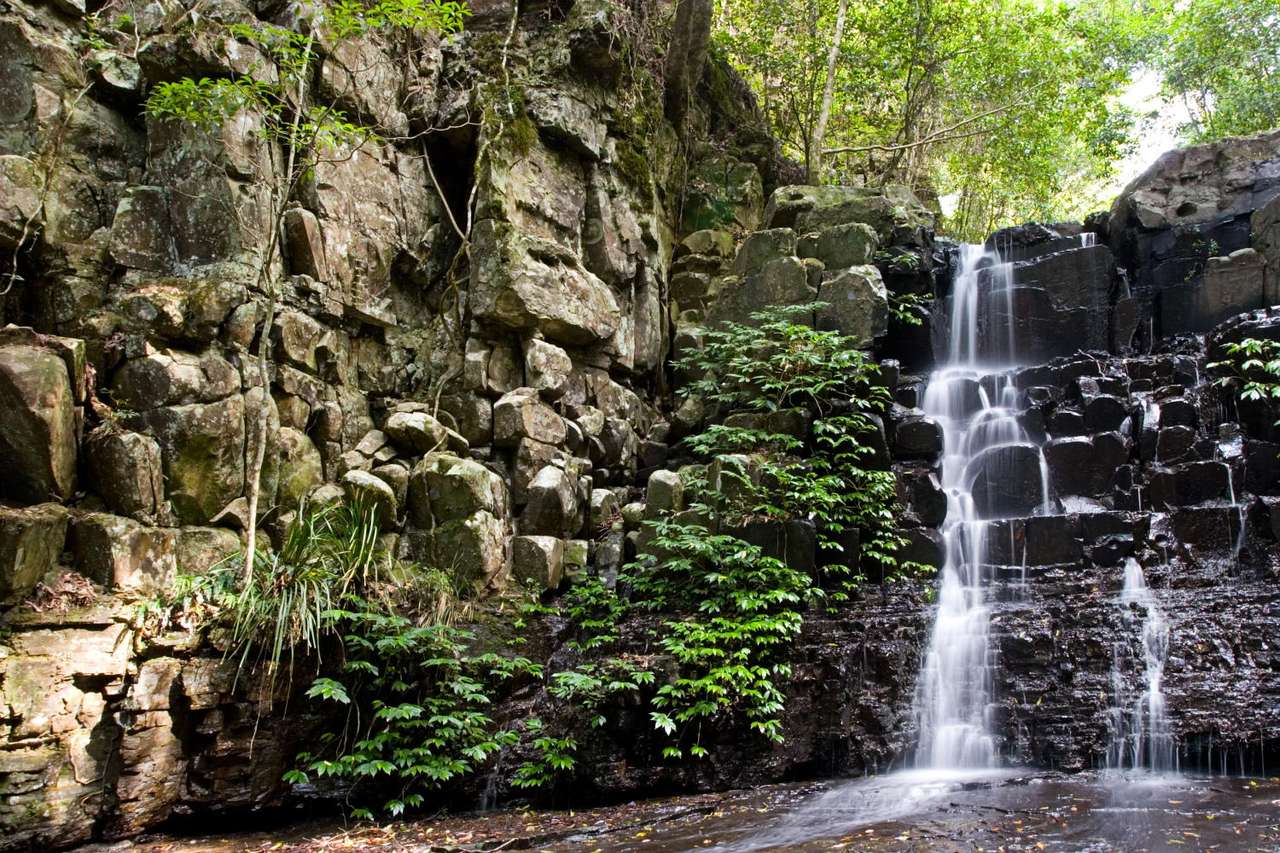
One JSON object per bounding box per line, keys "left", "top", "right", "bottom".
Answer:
{"left": 2, "top": 0, "right": 1280, "bottom": 846}
{"left": 0, "top": 343, "right": 78, "bottom": 502}
{"left": 1108, "top": 128, "right": 1280, "bottom": 342}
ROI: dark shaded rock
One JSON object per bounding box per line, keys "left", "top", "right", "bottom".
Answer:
{"left": 734, "top": 518, "right": 817, "bottom": 574}
{"left": 899, "top": 468, "right": 947, "bottom": 528}
{"left": 85, "top": 429, "right": 166, "bottom": 525}
{"left": 1158, "top": 397, "right": 1197, "bottom": 429}
{"left": 899, "top": 527, "right": 944, "bottom": 570}
{"left": 1024, "top": 514, "right": 1082, "bottom": 565}
{"left": 893, "top": 415, "right": 943, "bottom": 459}
{"left": 1086, "top": 533, "right": 1133, "bottom": 565}
{"left": 0, "top": 504, "right": 70, "bottom": 605}
{"left": 968, "top": 443, "right": 1046, "bottom": 518}
{"left": 1147, "top": 461, "right": 1232, "bottom": 507}
{"left": 1156, "top": 425, "right": 1197, "bottom": 462}
{"left": 1083, "top": 394, "right": 1128, "bottom": 432}
{"left": 1047, "top": 408, "right": 1086, "bottom": 437}
{"left": 1044, "top": 433, "right": 1127, "bottom": 497}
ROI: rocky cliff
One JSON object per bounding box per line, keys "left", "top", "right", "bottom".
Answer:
{"left": 1, "top": 0, "right": 1279, "bottom": 847}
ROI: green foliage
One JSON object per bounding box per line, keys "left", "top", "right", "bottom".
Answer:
{"left": 712, "top": 0, "right": 1143, "bottom": 236}
{"left": 1211, "top": 338, "right": 1280, "bottom": 424}
{"left": 293, "top": 608, "right": 540, "bottom": 815}
{"left": 510, "top": 719, "right": 578, "bottom": 789}
{"left": 674, "top": 303, "right": 918, "bottom": 593}
{"left": 149, "top": 497, "right": 386, "bottom": 688}
{"left": 560, "top": 575, "right": 627, "bottom": 652}
{"left": 625, "top": 520, "right": 817, "bottom": 753}
{"left": 1151, "top": 0, "right": 1280, "bottom": 143}
{"left": 679, "top": 303, "right": 889, "bottom": 416}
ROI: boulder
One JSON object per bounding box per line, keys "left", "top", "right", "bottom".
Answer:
{"left": 437, "top": 393, "right": 494, "bottom": 447}
{"left": 589, "top": 487, "right": 620, "bottom": 533}
{"left": 372, "top": 463, "right": 410, "bottom": 510}
{"left": 111, "top": 349, "right": 239, "bottom": 410}
{"left": 512, "top": 535, "right": 565, "bottom": 590}
{"left": 384, "top": 410, "right": 469, "bottom": 455}
{"left": 1147, "top": 460, "right": 1232, "bottom": 507}
{"left": 1044, "top": 433, "right": 1129, "bottom": 498}
{"left": 900, "top": 468, "right": 947, "bottom": 528}
{"left": 495, "top": 388, "right": 566, "bottom": 448}
{"left": 708, "top": 256, "right": 814, "bottom": 327}
{"left": 275, "top": 427, "right": 324, "bottom": 509}
{"left": 70, "top": 514, "right": 176, "bottom": 595}
{"left": 470, "top": 220, "right": 620, "bottom": 346}
{"left": 678, "top": 229, "right": 734, "bottom": 258}
{"left": 816, "top": 265, "right": 888, "bottom": 345}
{"left": 893, "top": 415, "right": 943, "bottom": 459}
{"left": 512, "top": 438, "right": 562, "bottom": 505}
{"left": 1083, "top": 394, "right": 1128, "bottom": 433}
{"left": 0, "top": 504, "right": 70, "bottom": 605}
{"left": 968, "top": 443, "right": 1047, "bottom": 518}
{"left": 1023, "top": 515, "right": 1083, "bottom": 565}
{"left": 85, "top": 428, "right": 166, "bottom": 524}
{"left": 525, "top": 88, "right": 606, "bottom": 160}
{"left": 175, "top": 526, "right": 240, "bottom": 575}
{"left": 408, "top": 453, "right": 509, "bottom": 526}
{"left": 0, "top": 344, "right": 78, "bottom": 503}
{"left": 764, "top": 184, "right": 934, "bottom": 244}
{"left": 412, "top": 510, "right": 510, "bottom": 588}
{"left": 645, "top": 469, "right": 684, "bottom": 516}
{"left": 341, "top": 470, "right": 398, "bottom": 528}
{"left": 523, "top": 338, "right": 573, "bottom": 400}
{"left": 108, "top": 186, "right": 176, "bottom": 272}
{"left": 129, "top": 395, "right": 247, "bottom": 525}
{"left": 799, "top": 221, "right": 880, "bottom": 269}
{"left": 731, "top": 228, "right": 796, "bottom": 275}
{"left": 520, "top": 465, "right": 582, "bottom": 538}
{"left": 1155, "top": 425, "right": 1197, "bottom": 462}
{"left": 734, "top": 518, "right": 817, "bottom": 574}
{"left": 272, "top": 310, "right": 326, "bottom": 372}
{"left": 899, "top": 527, "right": 945, "bottom": 570}
{"left": 282, "top": 206, "right": 330, "bottom": 281}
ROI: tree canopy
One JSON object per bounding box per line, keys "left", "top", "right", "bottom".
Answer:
{"left": 711, "top": 0, "right": 1280, "bottom": 239}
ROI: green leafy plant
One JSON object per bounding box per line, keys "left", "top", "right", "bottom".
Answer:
{"left": 292, "top": 609, "right": 540, "bottom": 817}
{"left": 625, "top": 519, "right": 817, "bottom": 755}
{"left": 1212, "top": 337, "right": 1280, "bottom": 424}
{"left": 509, "top": 718, "right": 578, "bottom": 789}
{"left": 147, "top": 496, "right": 387, "bottom": 691}
{"left": 675, "top": 303, "right": 919, "bottom": 594}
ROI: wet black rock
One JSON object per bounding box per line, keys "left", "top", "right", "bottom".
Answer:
{"left": 969, "top": 443, "right": 1047, "bottom": 518}
{"left": 893, "top": 414, "right": 943, "bottom": 459}
{"left": 1147, "top": 460, "right": 1232, "bottom": 507}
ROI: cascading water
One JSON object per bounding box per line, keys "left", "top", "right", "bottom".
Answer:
{"left": 912, "top": 243, "right": 1049, "bottom": 770}
{"left": 1106, "top": 557, "right": 1175, "bottom": 772}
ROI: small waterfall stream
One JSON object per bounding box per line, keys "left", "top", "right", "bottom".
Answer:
{"left": 1106, "top": 557, "right": 1175, "bottom": 772}
{"left": 912, "top": 243, "right": 1049, "bottom": 770}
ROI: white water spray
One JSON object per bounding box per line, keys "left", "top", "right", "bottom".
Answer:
{"left": 912, "top": 243, "right": 1050, "bottom": 770}
{"left": 1106, "top": 558, "right": 1175, "bottom": 771}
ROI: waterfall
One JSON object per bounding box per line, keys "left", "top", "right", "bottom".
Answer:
{"left": 912, "top": 243, "right": 1049, "bottom": 770}
{"left": 1106, "top": 558, "right": 1175, "bottom": 772}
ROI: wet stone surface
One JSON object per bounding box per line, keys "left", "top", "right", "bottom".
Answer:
{"left": 104, "top": 772, "right": 1280, "bottom": 852}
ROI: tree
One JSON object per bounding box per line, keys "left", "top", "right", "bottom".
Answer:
{"left": 146, "top": 0, "right": 468, "bottom": 580}
{"left": 807, "top": 0, "right": 848, "bottom": 184}
{"left": 714, "top": 0, "right": 1144, "bottom": 238}
{"left": 1152, "top": 0, "right": 1280, "bottom": 142}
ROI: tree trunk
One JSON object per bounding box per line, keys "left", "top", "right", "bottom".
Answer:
{"left": 807, "top": 0, "right": 849, "bottom": 185}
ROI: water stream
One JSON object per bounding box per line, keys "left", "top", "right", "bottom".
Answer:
{"left": 1106, "top": 557, "right": 1176, "bottom": 772}
{"left": 912, "top": 242, "right": 1048, "bottom": 769}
